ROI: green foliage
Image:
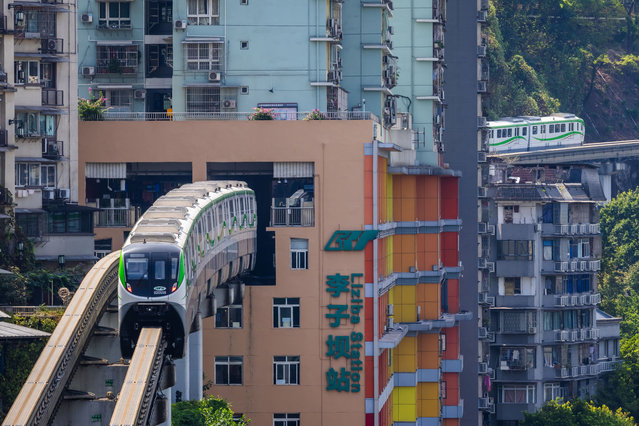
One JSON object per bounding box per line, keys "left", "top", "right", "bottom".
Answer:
{"left": 78, "top": 89, "right": 109, "bottom": 121}
{"left": 303, "top": 109, "right": 327, "bottom": 120}
{"left": 3, "top": 267, "right": 83, "bottom": 306}
{"left": 172, "top": 396, "right": 249, "bottom": 426}
{"left": 521, "top": 399, "right": 634, "bottom": 425}
{"left": 596, "top": 335, "right": 639, "bottom": 419}
{"left": 247, "top": 107, "right": 275, "bottom": 120}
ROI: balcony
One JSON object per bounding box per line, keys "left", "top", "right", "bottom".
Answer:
{"left": 270, "top": 206, "right": 314, "bottom": 227}
{"left": 42, "top": 89, "right": 63, "bottom": 106}
{"left": 88, "top": 198, "right": 138, "bottom": 227}
{"left": 545, "top": 223, "right": 600, "bottom": 235}
{"left": 599, "top": 359, "right": 622, "bottom": 373}
{"left": 42, "top": 138, "right": 62, "bottom": 159}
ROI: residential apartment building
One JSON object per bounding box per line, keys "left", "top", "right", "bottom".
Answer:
{"left": 0, "top": 0, "right": 95, "bottom": 263}
{"left": 477, "top": 161, "right": 621, "bottom": 425}
{"left": 75, "top": 1, "right": 469, "bottom": 424}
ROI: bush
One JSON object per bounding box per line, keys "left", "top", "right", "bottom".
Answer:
{"left": 247, "top": 107, "right": 276, "bottom": 120}
{"left": 303, "top": 109, "right": 326, "bottom": 120}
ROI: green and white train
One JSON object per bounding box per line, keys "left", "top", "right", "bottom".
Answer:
{"left": 118, "top": 181, "right": 257, "bottom": 358}
{"left": 487, "top": 113, "right": 585, "bottom": 153}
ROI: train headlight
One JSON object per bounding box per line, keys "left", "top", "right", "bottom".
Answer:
{"left": 171, "top": 283, "right": 177, "bottom": 293}
{"left": 126, "top": 283, "right": 132, "bottom": 293}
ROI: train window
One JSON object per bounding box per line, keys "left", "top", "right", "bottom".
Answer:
{"left": 155, "top": 260, "right": 166, "bottom": 280}
{"left": 171, "top": 258, "right": 178, "bottom": 279}
{"left": 126, "top": 256, "right": 148, "bottom": 280}
{"left": 507, "top": 128, "right": 512, "bottom": 137}
{"left": 532, "top": 126, "right": 537, "bottom": 135}
{"left": 522, "top": 127, "right": 527, "bottom": 136}
{"left": 549, "top": 125, "right": 554, "bottom": 133}
{"left": 497, "top": 129, "right": 502, "bottom": 138}
{"left": 555, "top": 124, "right": 560, "bottom": 132}
{"left": 561, "top": 124, "right": 565, "bottom": 132}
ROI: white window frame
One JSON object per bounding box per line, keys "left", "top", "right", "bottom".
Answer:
{"left": 14, "top": 60, "right": 40, "bottom": 85}
{"left": 274, "top": 413, "right": 300, "bottom": 426}
{"left": 214, "top": 356, "right": 243, "bottom": 385}
{"left": 273, "top": 297, "right": 300, "bottom": 328}
{"left": 15, "top": 163, "right": 40, "bottom": 187}
{"left": 185, "top": 87, "right": 220, "bottom": 113}
{"left": 40, "top": 164, "right": 56, "bottom": 189}
{"left": 98, "top": 1, "right": 131, "bottom": 29}
{"left": 273, "top": 356, "right": 300, "bottom": 385}
{"left": 500, "top": 384, "right": 536, "bottom": 404}
{"left": 544, "top": 382, "right": 564, "bottom": 402}
{"left": 290, "top": 238, "right": 308, "bottom": 270}
{"left": 107, "top": 89, "right": 132, "bottom": 108}
{"left": 185, "top": 42, "right": 222, "bottom": 71}
{"left": 186, "top": 0, "right": 219, "bottom": 25}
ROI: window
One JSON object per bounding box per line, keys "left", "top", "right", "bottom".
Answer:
{"left": 504, "top": 277, "right": 521, "bottom": 295}
{"left": 290, "top": 238, "right": 308, "bottom": 270}
{"left": 541, "top": 124, "right": 546, "bottom": 133}
{"left": 240, "top": 86, "right": 249, "bottom": 95}
{"left": 16, "top": 213, "right": 42, "bottom": 238}
{"left": 40, "top": 63, "right": 55, "bottom": 88}
{"left": 98, "top": 2, "right": 131, "bottom": 29}
{"left": 240, "top": 40, "right": 249, "bottom": 49}
{"left": 497, "top": 129, "right": 502, "bottom": 138}
{"left": 501, "top": 311, "right": 535, "bottom": 333}
{"left": 549, "top": 125, "right": 554, "bottom": 133}
{"left": 214, "top": 356, "right": 242, "bottom": 385}
{"left": 274, "top": 414, "right": 299, "bottom": 426}
{"left": 273, "top": 297, "right": 300, "bottom": 328}
{"left": 561, "top": 123, "right": 566, "bottom": 132}
{"left": 522, "top": 127, "right": 527, "bottom": 136}
{"left": 47, "top": 210, "right": 93, "bottom": 234}
{"left": 96, "top": 46, "right": 138, "bottom": 74}
{"left": 40, "top": 164, "right": 56, "bottom": 188}
{"left": 507, "top": 128, "right": 512, "bottom": 137}
{"left": 187, "top": 0, "right": 219, "bottom": 25}
{"left": 215, "top": 305, "right": 242, "bottom": 328}
{"left": 14, "top": 60, "right": 39, "bottom": 85}
{"left": 15, "top": 163, "right": 40, "bottom": 187}
{"left": 499, "top": 347, "right": 534, "bottom": 370}
{"left": 107, "top": 89, "right": 132, "bottom": 108}
{"left": 543, "top": 240, "right": 553, "bottom": 260}
{"left": 240, "top": 0, "right": 248, "bottom": 4}
{"left": 273, "top": 356, "right": 300, "bottom": 385}
{"left": 498, "top": 240, "right": 533, "bottom": 261}
{"left": 569, "top": 238, "right": 590, "bottom": 258}
{"left": 186, "top": 87, "right": 220, "bottom": 112}
{"left": 500, "top": 384, "right": 536, "bottom": 404}
{"left": 532, "top": 126, "right": 538, "bottom": 135}
{"left": 515, "top": 127, "right": 519, "bottom": 136}
{"left": 185, "top": 42, "right": 223, "bottom": 71}
{"left": 544, "top": 383, "right": 564, "bottom": 402}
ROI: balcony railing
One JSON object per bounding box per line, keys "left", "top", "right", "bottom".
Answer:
{"left": 599, "top": 359, "right": 622, "bottom": 373}
{"left": 42, "top": 88, "right": 63, "bottom": 106}
{"left": 554, "top": 260, "right": 600, "bottom": 272}
{"left": 553, "top": 223, "right": 600, "bottom": 235}
{"left": 81, "top": 110, "right": 380, "bottom": 122}
{"left": 270, "top": 206, "right": 314, "bottom": 227}
{"left": 95, "top": 208, "right": 133, "bottom": 227}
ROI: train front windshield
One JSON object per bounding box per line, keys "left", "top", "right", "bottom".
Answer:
{"left": 123, "top": 245, "right": 180, "bottom": 297}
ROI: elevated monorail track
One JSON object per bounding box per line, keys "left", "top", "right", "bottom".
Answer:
{"left": 491, "top": 140, "right": 639, "bottom": 164}
{"left": 3, "top": 252, "right": 120, "bottom": 426}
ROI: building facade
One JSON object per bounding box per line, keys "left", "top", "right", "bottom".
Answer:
{"left": 0, "top": 0, "right": 95, "bottom": 263}
{"left": 478, "top": 161, "right": 621, "bottom": 424}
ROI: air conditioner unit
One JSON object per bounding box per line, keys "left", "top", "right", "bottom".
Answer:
{"left": 208, "top": 71, "right": 221, "bottom": 82}
{"left": 82, "top": 66, "right": 95, "bottom": 76}
{"left": 56, "top": 188, "right": 70, "bottom": 200}
{"left": 528, "top": 326, "right": 537, "bottom": 334}
{"left": 487, "top": 262, "right": 495, "bottom": 273}
{"left": 81, "top": 13, "right": 92, "bottom": 23}
{"left": 222, "top": 99, "right": 236, "bottom": 109}
{"left": 43, "top": 189, "right": 55, "bottom": 200}
{"left": 47, "top": 39, "right": 58, "bottom": 52}
{"left": 175, "top": 19, "right": 187, "bottom": 29}
{"left": 134, "top": 89, "right": 146, "bottom": 99}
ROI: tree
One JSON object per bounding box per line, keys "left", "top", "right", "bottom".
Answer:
{"left": 596, "top": 335, "right": 639, "bottom": 419}
{"left": 521, "top": 399, "right": 634, "bottom": 425}
{"left": 172, "top": 396, "right": 249, "bottom": 426}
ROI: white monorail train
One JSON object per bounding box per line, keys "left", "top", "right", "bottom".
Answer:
{"left": 487, "top": 113, "right": 585, "bottom": 153}
{"left": 118, "top": 181, "right": 257, "bottom": 358}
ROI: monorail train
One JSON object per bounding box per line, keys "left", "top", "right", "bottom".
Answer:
{"left": 487, "top": 113, "right": 585, "bottom": 153}
{"left": 118, "top": 181, "right": 257, "bottom": 358}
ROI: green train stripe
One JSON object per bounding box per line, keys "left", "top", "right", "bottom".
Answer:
{"left": 489, "top": 136, "right": 527, "bottom": 146}
{"left": 533, "top": 131, "right": 583, "bottom": 142}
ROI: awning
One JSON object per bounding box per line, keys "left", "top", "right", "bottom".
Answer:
{"left": 0, "top": 213, "right": 10, "bottom": 219}
{"left": 0, "top": 322, "right": 50, "bottom": 340}
{"left": 9, "top": 2, "right": 70, "bottom": 12}
{"left": 181, "top": 37, "right": 224, "bottom": 44}
{"left": 182, "top": 82, "right": 221, "bottom": 87}
{"left": 14, "top": 208, "right": 46, "bottom": 214}
{"left": 86, "top": 162, "right": 126, "bottom": 179}
{"left": 95, "top": 40, "right": 136, "bottom": 46}
{"left": 14, "top": 52, "right": 69, "bottom": 62}
{"left": 15, "top": 156, "right": 58, "bottom": 163}
{"left": 96, "top": 84, "right": 133, "bottom": 90}
{"left": 15, "top": 105, "right": 68, "bottom": 115}
{"left": 274, "top": 162, "right": 314, "bottom": 178}
{"left": 44, "top": 203, "right": 98, "bottom": 212}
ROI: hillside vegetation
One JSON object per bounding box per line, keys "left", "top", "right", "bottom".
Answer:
{"left": 488, "top": 0, "right": 639, "bottom": 141}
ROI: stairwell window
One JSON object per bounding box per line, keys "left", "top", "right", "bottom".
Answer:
{"left": 290, "top": 238, "right": 308, "bottom": 270}
{"left": 273, "top": 297, "right": 300, "bottom": 328}
{"left": 214, "top": 356, "right": 243, "bottom": 385}
{"left": 273, "top": 356, "right": 300, "bottom": 385}
{"left": 187, "top": 0, "right": 219, "bottom": 25}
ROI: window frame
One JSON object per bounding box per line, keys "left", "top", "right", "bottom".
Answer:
{"left": 98, "top": 1, "right": 131, "bottom": 29}
{"left": 273, "top": 297, "right": 300, "bottom": 328}
{"left": 215, "top": 305, "right": 242, "bottom": 328}
{"left": 185, "top": 42, "right": 223, "bottom": 71}
{"left": 500, "top": 384, "right": 536, "bottom": 404}
{"left": 273, "top": 355, "right": 300, "bottom": 385}
{"left": 186, "top": 0, "right": 219, "bottom": 25}
{"left": 274, "top": 413, "right": 300, "bottom": 426}
{"left": 214, "top": 355, "right": 243, "bottom": 385}
{"left": 290, "top": 238, "right": 308, "bottom": 270}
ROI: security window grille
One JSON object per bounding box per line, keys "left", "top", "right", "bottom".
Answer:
{"left": 215, "top": 305, "right": 242, "bottom": 328}
{"left": 274, "top": 413, "right": 300, "bottom": 426}
{"left": 14, "top": 10, "right": 56, "bottom": 37}
{"left": 273, "top": 298, "right": 300, "bottom": 328}
{"left": 185, "top": 87, "right": 220, "bottom": 112}
{"left": 499, "top": 347, "right": 535, "bottom": 370}
{"left": 290, "top": 238, "right": 308, "bottom": 270}
{"left": 187, "top": 0, "right": 219, "bottom": 25}
{"left": 273, "top": 356, "right": 300, "bottom": 385}
{"left": 96, "top": 46, "right": 138, "bottom": 73}
{"left": 107, "top": 89, "right": 132, "bottom": 107}
{"left": 16, "top": 213, "right": 42, "bottom": 238}
{"left": 185, "top": 43, "right": 222, "bottom": 71}
{"left": 500, "top": 384, "right": 536, "bottom": 404}
{"left": 214, "top": 356, "right": 242, "bottom": 385}
{"left": 501, "top": 311, "right": 535, "bottom": 333}
{"left": 498, "top": 240, "right": 533, "bottom": 261}
{"left": 98, "top": 2, "right": 131, "bottom": 29}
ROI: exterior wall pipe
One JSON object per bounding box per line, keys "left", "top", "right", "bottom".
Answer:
{"left": 373, "top": 121, "right": 380, "bottom": 426}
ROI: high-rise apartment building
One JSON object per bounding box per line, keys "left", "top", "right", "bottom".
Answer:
{"left": 477, "top": 161, "right": 621, "bottom": 424}
{"left": 77, "top": 0, "right": 469, "bottom": 424}
{"left": 0, "top": 0, "right": 94, "bottom": 263}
